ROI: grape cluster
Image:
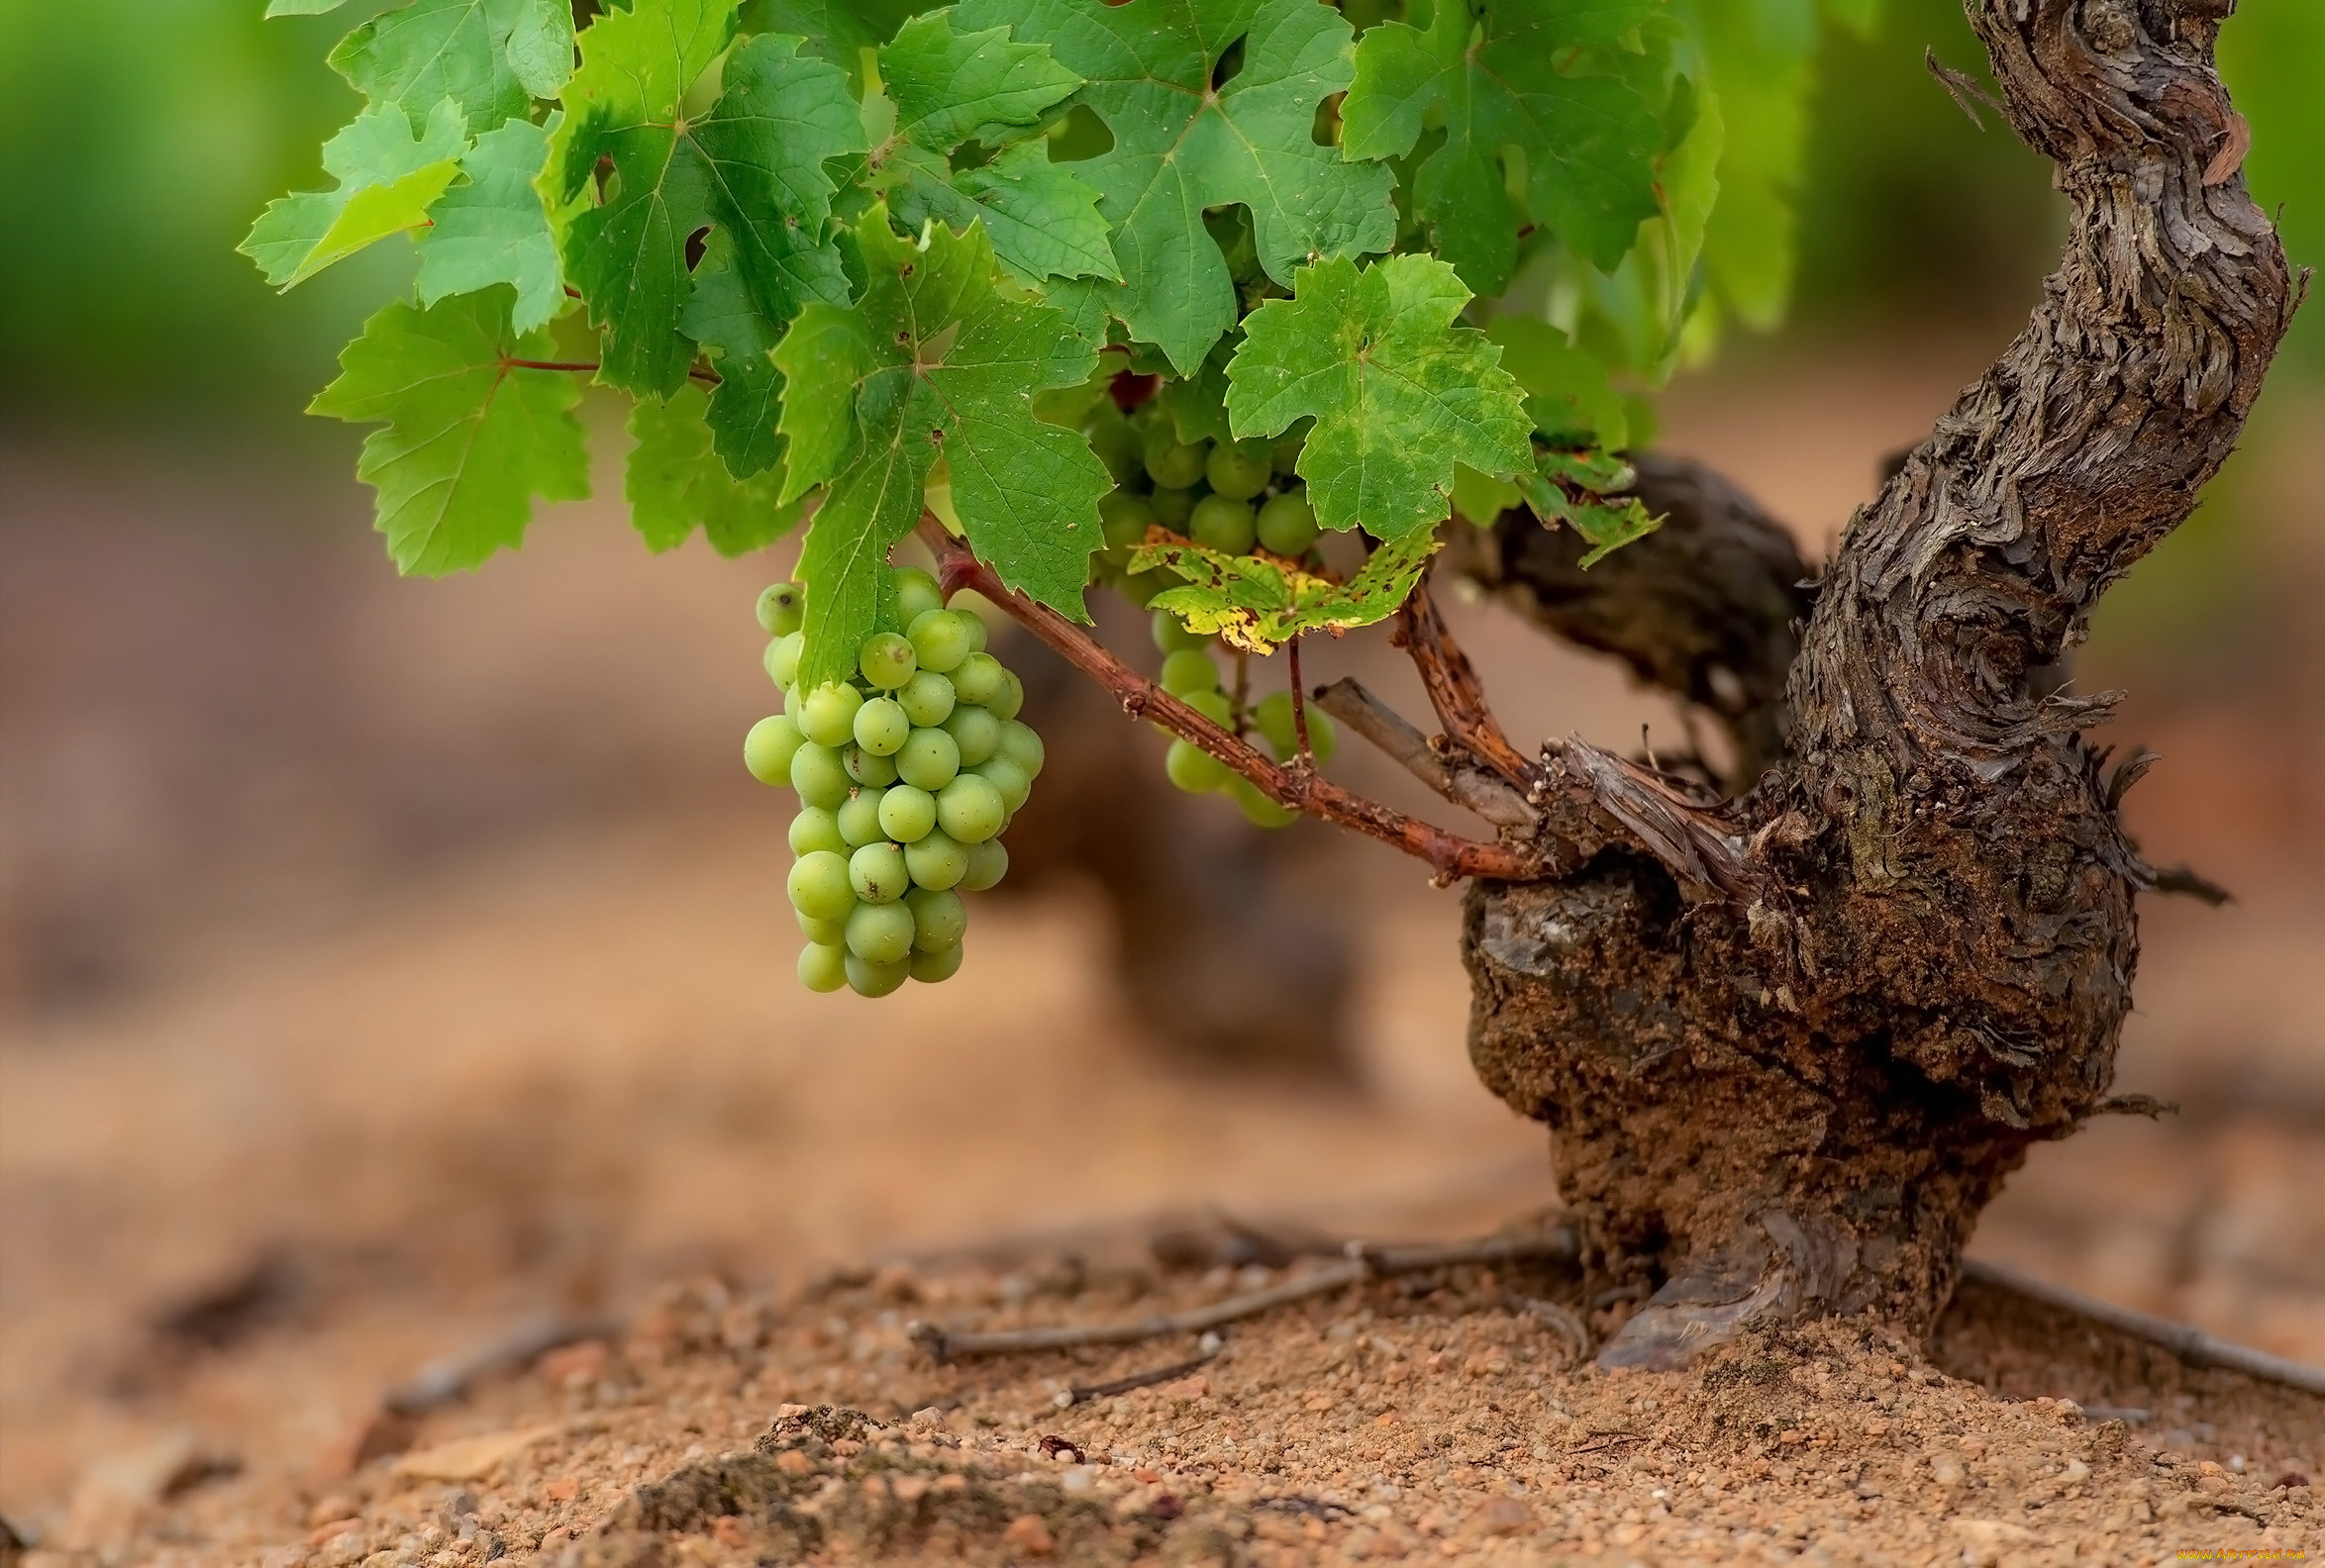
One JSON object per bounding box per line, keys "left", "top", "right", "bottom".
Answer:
{"left": 1142, "top": 606, "right": 1338, "bottom": 828}
{"left": 741, "top": 569, "right": 1043, "bottom": 998}
{"left": 1084, "top": 398, "right": 1321, "bottom": 594}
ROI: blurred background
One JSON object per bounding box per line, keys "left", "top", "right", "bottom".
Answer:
{"left": 2, "top": 0, "right": 2319, "bottom": 1532}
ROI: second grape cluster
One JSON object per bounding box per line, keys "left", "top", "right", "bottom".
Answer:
{"left": 742, "top": 569, "right": 1043, "bottom": 998}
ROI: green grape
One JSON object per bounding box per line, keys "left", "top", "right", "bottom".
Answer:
{"left": 1271, "top": 432, "right": 1305, "bottom": 475}
{"left": 1206, "top": 442, "right": 1271, "bottom": 500}
{"left": 1151, "top": 608, "right": 1211, "bottom": 654}
{"left": 845, "top": 951, "right": 912, "bottom": 997}
{"left": 1087, "top": 410, "right": 1144, "bottom": 484}
{"left": 1230, "top": 774, "right": 1299, "bottom": 828}
{"left": 1189, "top": 494, "right": 1257, "bottom": 554}
{"left": 909, "top": 942, "right": 964, "bottom": 984}
{"left": 907, "top": 609, "right": 973, "bottom": 675}
{"left": 897, "top": 669, "right": 957, "bottom": 728}
{"left": 787, "top": 849, "right": 855, "bottom": 921}
{"left": 797, "top": 907, "right": 850, "bottom": 945}
{"left": 948, "top": 601, "right": 990, "bottom": 654}
{"left": 790, "top": 742, "right": 852, "bottom": 810}
{"left": 996, "top": 720, "right": 1045, "bottom": 779}
{"left": 757, "top": 582, "right": 804, "bottom": 637}
{"left": 944, "top": 704, "right": 1002, "bottom": 767}
{"left": 904, "top": 829, "right": 969, "bottom": 890}
{"left": 798, "top": 941, "right": 850, "bottom": 993}
{"left": 1099, "top": 489, "right": 1157, "bottom": 548}
{"left": 1161, "top": 648, "right": 1221, "bottom": 696}
{"left": 849, "top": 841, "right": 911, "bottom": 904}
{"left": 1118, "top": 568, "right": 1167, "bottom": 609}
{"left": 1256, "top": 490, "right": 1320, "bottom": 555}
{"left": 781, "top": 682, "right": 805, "bottom": 723}
{"left": 1146, "top": 436, "right": 1209, "bottom": 490}
{"left": 1164, "top": 737, "right": 1232, "bottom": 794}
{"left": 799, "top": 682, "right": 864, "bottom": 747}
{"left": 953, "top": 652, "right": 1007, "bottom": 707}
{"left": 1150, "top": 486, "right": 1195, "bottom": 528}
{"left": 859, "top": 631, "right": 918, "bottom": 690}
{"left": 745, "top": 715, "right": 803, "bottom": 787}
{"left": 837, "top": 789, "right": 889, "bottom": 848}
{"left": 1254, "top": 690, "right": 1339, "bottom": 764}
{"left": 789, "top": 806, "right": 846, "bottom": 856}
{"left": 975, "top": 755, "right": 1033, "bottom": 814}
{"left": 853, "top": 695, "right": 911, "bottom": 756}
{"left": 987, "top": 669, "right": 1025, "bottom": 723}
{"left": 896, "top": 726, "right": 961, "bottom": 790}
{"left": 1179, "top": 688, "right": 1234, "bottom": 725}
{"left": 878, "top": 784, "right": 938, "bottom": 843}
{"left": 936, "top": 774, "right": 1006, "bottom": 843}
{"left": 960, "top": 837, "right": 1009, "bottom": 892}
{"left": 893, "top": 567, "right": 945, "bottom": 627}
{"left": 906, "top": 886, "right": 967, "bottom": 950}
{"left": 843, "top": 743, "right": 899, "bottom": 787}
{"left": 764, "top": 631, "right": 804, "bottom": 689}
{"left": 845, "top": 899, "right": 917, "bottom": 964}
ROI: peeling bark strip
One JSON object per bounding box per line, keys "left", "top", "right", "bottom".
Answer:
{"left": 1463, "top": 0, "right": 2293, "bottom": 1369}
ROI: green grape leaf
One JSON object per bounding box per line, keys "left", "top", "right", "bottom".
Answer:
{"left": 416, "top": 114, "right": 563, "bottom": 332}
{"left": 1157, "top": 334, "right": 1236, "bottom": 445}
{"left": 892, "top": 143, "right": 1119, "bottom": 283}
{"left": 774, "top": 209, "right": 1109, "bottom": 689}
{"left": 330, "top": 0, "right": 574, "bottom": 130}
{"left": 267, "top": 0, "right": 354, "bottom": 15}
{"left": 1225, "top": 254, "right": 1532, "bottom": 539}
{"left": 1516, "top": 448, "right": 1660, "bottom": 565}
{"left": 681, "top": 233, "right": 791, "bottom": 479}
{"left": 1484, "top": 317, "right": 1628, "bottom": 447}
{"left": 309, "top": 289, "right": 591, "bottom": 575}
{"left": 1131, "top": 528, "right": 1442, "bottom": 654}
{"left": 1343, "top": 0, "right": 1663, "bottom": 292}
{"left": 627, "top": 382, "right": 806, "bottom": 553}
{"left": 881, "top": 11, "right": 1080, "bottom": 149}
{"left": 556, "top": 1, "right": 862, "bottom": 396}
{"left": 1686, "top": 0, "right": 1817, "bottom": 331}
{"left": 745, "top": 0, "right": 930, "bottom": 89}
{"left": 242, "top": 99, "right": 467, "bottom": 289}
{"left": 955, "top": 0, "right": 1395, "bottom": 375}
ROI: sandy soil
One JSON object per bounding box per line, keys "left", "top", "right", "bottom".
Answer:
{"left": 3, "top": 345, "right": 2320, "bottom": 1564}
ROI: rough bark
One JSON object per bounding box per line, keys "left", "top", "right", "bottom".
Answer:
{"left": 1460, "top": 0, "right": 2295, "bottom": 1366}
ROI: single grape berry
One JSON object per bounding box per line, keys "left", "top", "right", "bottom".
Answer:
{"left": 744, "top": 715, "right": 803, "bottom": 787}
{"left": 843, "top": 743, "right": 899, "bottom": 788}
{"left": 757, "top": 582, "right": 804, "bottom": 637}
{"left": 1099, "top": 489, "right": 1157, "bottom": 548}
{"left": 906, "top": 886, "right": 968, "bottom": 950}
{"left": 974, "top": 755, "right": 1032, "bottom": 815}
{"left": 845, "top": 951, "right": 912, "bottom": 998}
{"left": 893, "top": 567, "right": 945, "bottom": 627}
{"left": 787, "top": 849, "right": 855, "bottom": 922}
{"left": 797, "top": 908, "right": 849, "bottom": 945}
{"left": 1254, "top": 690, "right": 1339, "bottom": 764}
{"left": 853, "top": 695, "right": 911, "bottom": 756}
{"left": 1161, "top": 648, "right": 1221, "bottom": 696}
{"left": 909, "top": 943, "right": 964, "bottom": 984}
{"left": 878, "top": 784, "right": 939, "bottom": 843}
{"left": 763, "top": 631, "right": 804, "bottom": 689}
{"left": 907, "top": 609, "right": 973, "bottom": 674}
{"left": 1205, "top": 441, "right": 1271, "bottom": 500}
{"left": 996, "top": 720, "right": 1045, "bottom": 779}
{"left": 837, "top": 789, "right": 889, "bottom": 848}
{"left": 1178, "top": 688, "right": 1234, "bottom": 726}
{"left": 948, "top": 600, "right": 990, "bottom": 654}
{"left": 896, "top": 669, "right": 957, "bottom": 728}
{"left": 987, "top": 669, "right": 1025, "bottom": 723}
{"left": 904, "top": 830, "right": 969, "bottom": 890}
{"left": 960, "top": 838, "right": 1009, "bottom": 892}
{"left": 1151, "top": 486, "right": 1195, "bottom": 528}
{"left": 798, "top": 942, "right": 849, "bottom": 993}
{"left": 849, "top": 841, "right": 911, "bottom": 904}
{"left": 845, "top": 900, "right": 916, "bottom": 964}
{"left": 1189, "top": 494, "right": 1257, "bottom": 554}
{"left": 895, "top": 726, "right": 961, "bottom": 791}
{"left": 798, "top": 682, "right": 863, "bottom": 747}
{"left": 1230, "top": 774, "right": 1299, "bottom": 829}
{"left": 1151, "top": 608, "right": 1210, "bottom": 654}
{"left": 936, "top": 773, "right": 1006, "bottom": 842}
{"left": 790, "top": 742, "right": 853, "bottom": 811}
{"left": 943, "top": 704, "right": 1002, "bottom": 767}
{"left": 953, "top": 652, "right": 1008, "bottom": 708}
{"left": 1145, "top": 436, "right": 1208, "bottom": 490}
{"left": 859, "top": 631, "right": 917, "bottom": 690}
{"left": 789, "top": 806, "right": 846, "bottom": 856}
{"left": 1271, "top": 432, "right": 1304, "bottom": 475}
{"left": 1165, "top": 737, "right": 1232, "bottom": 794}
{"left": 1256, "top": 490, "right": 1320, "bottom": 556}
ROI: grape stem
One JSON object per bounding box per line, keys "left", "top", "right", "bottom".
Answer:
{"left": 1286, "top": 636, "right": 1313, "bottom": 763}
{"left": 1392, "top": 575, "right": 1536, "bottom": 786}
{"left": 920, "top": 520, "right": 1543, "bottom": 882}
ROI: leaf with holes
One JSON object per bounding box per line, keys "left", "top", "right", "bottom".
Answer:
{"left": 1130, "top": 527, "right": 1442, "bottom": 653}
{"left": 308, "top": 288, "right": 590, "bottom": 574}
{"left": 773, "top": 208, "right": 1109, "bottom": 689}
